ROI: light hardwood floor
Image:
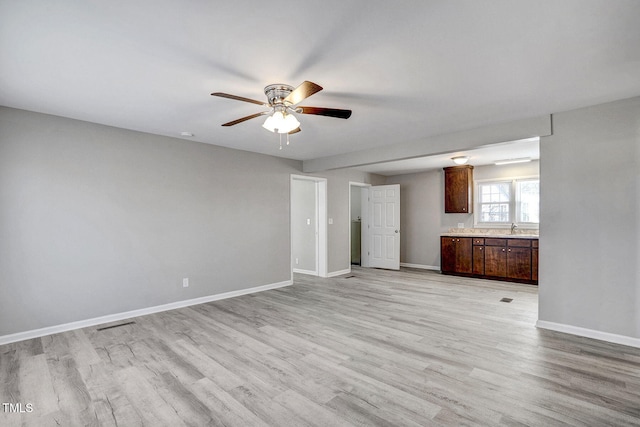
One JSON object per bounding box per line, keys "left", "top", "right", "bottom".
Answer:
{"left": 2, "top": 267, "right": 640, "bottom": 426}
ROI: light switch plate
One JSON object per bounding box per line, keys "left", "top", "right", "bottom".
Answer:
{"left": 328, "top": 218, "right": 333, "bottom": 224}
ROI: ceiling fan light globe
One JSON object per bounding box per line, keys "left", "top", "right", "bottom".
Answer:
{"left": 262, "top": 115, "right": 276, "bottom": 132}
{"left": 281, "top": 114, "right": 300, "bottom": 133}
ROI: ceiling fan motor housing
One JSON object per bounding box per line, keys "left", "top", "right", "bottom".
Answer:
{"left": 264, "top": 84, "right": 295, "bottom": 107}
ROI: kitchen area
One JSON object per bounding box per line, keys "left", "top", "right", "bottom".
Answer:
{"left": 440, "top": 163, "right": 539, "bottom": 285}
{"left": 372, "top": 138, "right": 540, "bottom": 282}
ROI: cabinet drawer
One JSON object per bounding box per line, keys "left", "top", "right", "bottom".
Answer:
{"left": 508, "top": 239, "right": 532, "bottom": 248}
{"left": 472, "top": 238, "right": 484, "bottom": 245}
{"left": 485, "top": 238, "right": 507, "bottom": 246}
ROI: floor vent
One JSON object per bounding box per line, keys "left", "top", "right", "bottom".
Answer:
{"left": 97, "top": 321, "right": 136, "bottom": 331}
{"left": 500, "top": 298, "right": 513, "bottom": 303}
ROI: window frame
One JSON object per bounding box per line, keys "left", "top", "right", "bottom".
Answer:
{"left": 474, "top": 175, "right": 539, "bottom": 229}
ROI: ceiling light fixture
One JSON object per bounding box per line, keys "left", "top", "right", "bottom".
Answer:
{"left": 262, "top": 109, "right": 300, "bottom": 134}
{"left": 451, "top": 156, "right": 469, "bottom": 165}
{"left": 212, "top": 81, "right": 351, "bottom": 150}
{"left": 494, "top": 157, "right": 532, "bottom": 166}
{"left": 180, "top": 131, "right": 194, "bottom": 137}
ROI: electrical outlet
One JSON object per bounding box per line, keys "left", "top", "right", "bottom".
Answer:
{"left": 182, "top": 278, "right": 189, "bottom": 288}
{"left": 306, "top": 218, "right": 311, "bottom": 225}
{"left": 328, "top": 218, "right": 333, "bottom": 225}
{"left": 295, "top": 258, "right": 299, "bottom": 265}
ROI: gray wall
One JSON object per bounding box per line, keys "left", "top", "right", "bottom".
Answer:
{"left": 539, "top": 96, "right": 640, "bottom": 338}
{"left": 0, "top": 107, "right": 385, "bottom": 337}
{"left": 0, "top": 107, "right": 301, "bottom": 336}
{"left": 291, "top": 179, "right": 316, "bottom": 272}
{"left": 307, "top": 169, "right": 386, "bottom": 273}
{"left": 385, "top": 161, "right": 539, "bottom": 268}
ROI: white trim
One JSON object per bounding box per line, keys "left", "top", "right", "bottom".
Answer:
{"left": 327, "top": 268, "right": 351, "bottom": 278}
{"left": 0, "top": 279, "right": 292, "bottom": 346}
{"left": 317, "top": 180, "right": 328, "bottom": 278}
{"left": 536, "top": 320, "right": 640, "bottom": 349}
{"left": 400, "top": 262, "right": 440, "bottom": 271}
{"left": 290, "top": 174, "right": 328, "bottom": 278}
{"left": 293, "top": 268, "right": 318, "bottom": 275}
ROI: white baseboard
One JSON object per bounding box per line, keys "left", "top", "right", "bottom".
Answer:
{"left": 327, "top": 268, "right": 351, "bottom": 278}
{"left": 0, "top": 279, "right": 293, "bottom": 346}
{"left": 293, "top": 268, "right": 318, "bottom": 275}
{"left": 536, "top": 320, "right": 640, "bottom": 349}
{"left": 400, "top": 262, "right": 440, "bottom": 271}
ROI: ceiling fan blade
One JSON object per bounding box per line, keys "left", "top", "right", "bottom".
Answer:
{"left": 284, "top": 81, "right": 323, "bottom": 105}
{"left": 298, "top": 106, "right": 352, "bottom": 119}
{"left": 222, "top": 111, "right": 270, "bottom": 127}
{"left": 289, "top": 127, "right": 301, "bottom": 135}
{"left": 211, "top": 92, "right": 267, "bottom": 106}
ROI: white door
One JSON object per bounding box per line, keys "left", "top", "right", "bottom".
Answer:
{"left": 369, "top": 184, "right": 400, "bottom": 270}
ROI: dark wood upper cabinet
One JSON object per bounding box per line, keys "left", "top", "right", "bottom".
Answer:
{"left": 444, "top": 165, "right": 474, "bottom": 214}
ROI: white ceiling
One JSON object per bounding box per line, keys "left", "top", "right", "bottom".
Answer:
{"left": 355, "top": 137, "right": 539, "bottom": 176}
{"left": 1, "top": 1, "right": 640, "bottom": 174}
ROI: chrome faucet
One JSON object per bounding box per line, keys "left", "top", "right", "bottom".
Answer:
{"left": 511, "top": 223, "right": 518, "bottom": 234}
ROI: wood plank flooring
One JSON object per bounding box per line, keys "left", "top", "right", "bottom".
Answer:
{"left": 2, "top": 267, "right": 640, "bottom": 426}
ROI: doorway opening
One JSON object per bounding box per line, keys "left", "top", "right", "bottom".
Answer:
{"left": 350, "top": 183, "right": 401, "bottom": 271}
{"left": 291, "top": 175, "right": 327, "bottom": 277}
{"left": 349, "top": 182, "right": 369, "bottom": 268}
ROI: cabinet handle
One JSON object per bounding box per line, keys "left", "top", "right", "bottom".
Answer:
{"left": 508, "top": 249, "right": 511, "bottom": 252}
{"left": 502, "top": 249, "right": 505, "bottom": 252}
{"left": 480, "top": 247, "right": 483, "bottom": 250}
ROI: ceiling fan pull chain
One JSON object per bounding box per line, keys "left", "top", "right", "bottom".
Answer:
{"left": 279, "top": 132, "right": 283, "bottom": 150}
{"left": 286, "top": 133, "right": 290, "bottom": 146}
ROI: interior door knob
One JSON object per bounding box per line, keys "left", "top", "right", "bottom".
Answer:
{"left": 395, "top": 230, "right": 399, "bottom": 233}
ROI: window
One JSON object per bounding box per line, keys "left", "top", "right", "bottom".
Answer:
{"left": 516, "top": 179, "right": 539, "bottom": 223}
{"left": 475, "top": 177, "right": 539, "bottom": 227}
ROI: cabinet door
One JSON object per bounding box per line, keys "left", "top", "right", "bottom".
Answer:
{"left": 532, "top": 247, "right": 539, "bottom": 282}
{"left": 455, "top": 238, "right": 473, "bottom": 273}
{"left": 484, "top": 246, "right": 507, "bottom": 277}
{"left": 507, "top": 247, "right": 532, "bottom": 280}
{"left": 444, "top": 166, "right": 473, "bottom": 213}
{"left": 441, "top": 237, "right": 456, "bottom": 272}
{"left": 472, "top": 245, "right": 485, "bottom": 275}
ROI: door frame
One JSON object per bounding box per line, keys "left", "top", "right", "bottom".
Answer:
{"left": 291, "top": 175, "right": 328, "bottom": 278}
{"left": 349, "top": 182, "right": 371, "bottom": 268}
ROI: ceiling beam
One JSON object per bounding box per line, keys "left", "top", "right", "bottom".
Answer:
{"left": 302, "top": 115, "right": 552, "bottom": 173}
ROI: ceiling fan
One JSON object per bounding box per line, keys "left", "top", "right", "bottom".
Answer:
{"left": 211, "top": 81, "right": 352, "bottom": 148}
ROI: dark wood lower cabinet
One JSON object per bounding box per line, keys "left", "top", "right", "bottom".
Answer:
{"left": 441, "top": 237, "right": 472, "bottom": 274}
{"left": 532, "top": 241, "right": 539, "bottom": 282}
{"left": 472, "top": 246, "right": 485, "bottom": 275}
{"left": 507, "top": 247, "right": 532, "bottom": 280}
{"left": 484, "top": 245, "right": 507, "bottom": 277}
{"left": 441, "top": 235, "right": 538, "bottom": 285}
